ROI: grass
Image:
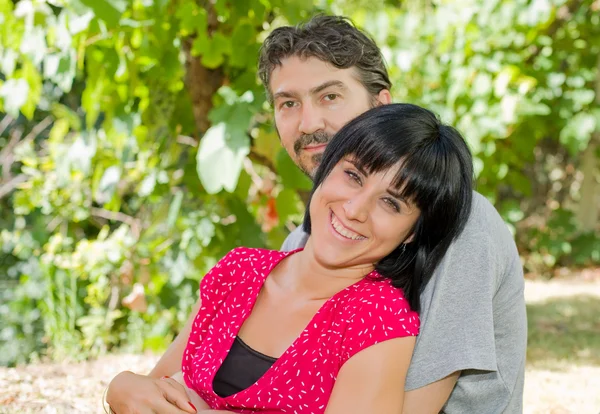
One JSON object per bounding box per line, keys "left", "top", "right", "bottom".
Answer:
{"left": 526, "top": 295, "right": 600, "bottom": 369}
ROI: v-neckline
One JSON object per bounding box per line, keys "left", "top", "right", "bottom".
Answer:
{"left": 208, "top": 248, "right": 372, "bottom": 401}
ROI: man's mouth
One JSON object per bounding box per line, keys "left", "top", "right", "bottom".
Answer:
{"left": 303, "top": 143, "right": 327, "bottom": 152}
{"left": 330, "top": 211, "right": 367, "bottom": 241}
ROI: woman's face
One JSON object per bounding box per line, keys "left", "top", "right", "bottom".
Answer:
{"left": 309, "top": 157, "right": 421, "bottom": 271}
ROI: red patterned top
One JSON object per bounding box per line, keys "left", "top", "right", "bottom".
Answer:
{"left": 182, "top": 247, "right": 419, "bottom": 413}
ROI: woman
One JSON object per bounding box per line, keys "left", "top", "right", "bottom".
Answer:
{"left": 107, "top": 103, "right": 473, "bottom": 414}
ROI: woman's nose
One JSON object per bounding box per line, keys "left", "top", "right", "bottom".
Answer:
{"left": 342, "top": 196, "right": 369, "bottom": 223}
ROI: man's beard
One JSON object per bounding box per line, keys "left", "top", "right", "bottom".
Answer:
{"left": 293, "top": 131, "right": 331, "bottom": 179}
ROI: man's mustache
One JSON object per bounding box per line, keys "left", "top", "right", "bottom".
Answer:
{"left": 293, "top": 131, "right": 331, "bottom": 155}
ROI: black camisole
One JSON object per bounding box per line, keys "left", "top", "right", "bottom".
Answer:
{"left": 212, "top": 336, "right": 278, "bottom": 398}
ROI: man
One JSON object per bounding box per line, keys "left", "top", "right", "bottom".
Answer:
{"left": 108, "top": 15, "right": 526, "bottom": 413}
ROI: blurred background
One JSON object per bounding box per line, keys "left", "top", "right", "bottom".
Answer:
{"left": 0, "top": 0, "right": 599, "bottom": 412}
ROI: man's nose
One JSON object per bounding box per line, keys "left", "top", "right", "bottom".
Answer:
{"left": 298, "top": 102, "right": 325, "bottom": 135}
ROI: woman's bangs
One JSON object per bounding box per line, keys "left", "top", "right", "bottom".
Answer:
{"left": 388, "top": 149, "right": 451, "bottom": 209}
{"left": 344, "top": 134, "right": 403, "bottom": 176}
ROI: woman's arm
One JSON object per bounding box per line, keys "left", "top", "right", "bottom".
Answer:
{"left": 171, "top": 371, "right": 211, "bottom": 410}
{"left": 324, "top": 336, "right": 416, "bottom": 414}
{"left": 106, "top": 371, "right": 197, "bottom": 414}
{"left": 171, "top": 372, "right": 237, "bottom": 414}
{"left": 402, "top": 372, "right": 459, "bottom": 414}
{"left": 106, "top": 298, "right": 203, "bottom": 412}
{"left": 148, "top": 297, "right": 202, "bottom": 378}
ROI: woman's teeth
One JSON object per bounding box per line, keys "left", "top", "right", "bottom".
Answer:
{"left": 331, "top": 213, "right": 366, "bottom": 240}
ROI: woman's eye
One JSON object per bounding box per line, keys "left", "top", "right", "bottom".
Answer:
{"left": 384, "top": 198, "right": 401, "bottom": 212}
{"left": 344, "top": 170, "right": 361, "bottom": 184}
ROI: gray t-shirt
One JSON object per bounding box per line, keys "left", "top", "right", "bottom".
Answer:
{"left": 281, "top": 192, "right": 527, "bottom": 413}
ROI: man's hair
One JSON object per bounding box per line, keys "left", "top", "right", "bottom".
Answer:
{"left": 303, "top": 104, "right": 474, "bottom": 313}
{"left": 258, "top": 14, "right": 392, "bottom": 102}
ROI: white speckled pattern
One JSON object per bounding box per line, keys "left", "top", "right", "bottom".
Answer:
{"left": 182, "top": 247, "right": 419, "bottom": 413}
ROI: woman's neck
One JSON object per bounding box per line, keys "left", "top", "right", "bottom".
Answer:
{"left": 278, "top": 238, "right": 375, "bottom": 300}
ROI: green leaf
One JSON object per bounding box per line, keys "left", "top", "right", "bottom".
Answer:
{"left": 191, "top": 32, "right": 231, "bottom": 69}
{"left": 229, "top": 22, "right": 257, "bottom": 68}
{"left": 0, "top": 49, "right": 18, "bottom": 76}
{"left": 275, "top": 149, "right": 313, "bottom": 191}
{"left": 97, "top": 166, "right": 121, "bottom": 204}
{"left": 253, "top": 129, "right": 280, "bottom": 165}
{"left": 19, "top": 61, "right": 42, "bottom": 119}
{"left": 276, "top": 188, "right": 303, "bottom": 222}
{"left": 79, "top": 0, "right": 126, "bottom": 29}
{"left": 175, "top": 1, "right": 207, "bottom": 36}
{"left": 167, "top": 190, "right": 184, "bottom": 229}
{"left": 0, "top": 78, "right": 29, "bottom": 118}
{"left": 43, "top": 50, "right": 76, "bottom": 92}
{"left": 20, "top": 26, "right": 47, "bottom": 66}
{"left": 196, "top": 122, "right": 250, "bottom": 194}
{"left": 559, "top": 112, "right": 597, "bottom": 155}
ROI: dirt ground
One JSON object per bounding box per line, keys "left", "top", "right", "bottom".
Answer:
{"left": 1, "top": 278, "right": 599, "bottom": 414}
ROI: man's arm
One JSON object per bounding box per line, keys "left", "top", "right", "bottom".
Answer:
{"left": 402, "top": 372, "right": 459, "bottom": 414}
{"left": 148, "top": 297, "right": 202, "bottom": 378}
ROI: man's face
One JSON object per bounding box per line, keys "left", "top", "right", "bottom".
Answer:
{"left": 269, "top": 56, "right": 390, "bottom": 179}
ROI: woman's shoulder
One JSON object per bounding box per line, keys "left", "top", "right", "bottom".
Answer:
{"left": 207, "top": 247, "right": 299, "bottom": 282}
{"left": 200, "top": 247, "right": 294, "bottom": 303}
{"left": 337, "top": 272, "right": 420, "bottom": 363}
{"left": 352, "top": 272, "right": 410, "bottom": 301}
{"left": 218, "top": 247, "right": 292, "bottom": 266}
{"left": 344, "top": 273, "right": 419, "bottom": 322}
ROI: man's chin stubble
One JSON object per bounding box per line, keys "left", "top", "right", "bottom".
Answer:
{"left": 300, "top": 153, "right": 323, "bottom": 181}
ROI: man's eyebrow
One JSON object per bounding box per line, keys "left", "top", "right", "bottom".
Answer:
{"left": 310, "top": 80, "right": 348, "bottom": 95}
{"left": 272, "top": 81, "right": 348, "bottom": 101}
{"left": 272, "top": 90, "right": 299, "bottom": 101}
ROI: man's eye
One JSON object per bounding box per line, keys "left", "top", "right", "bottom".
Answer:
{"left": 281, "top": 101, "right": 296, "bottom": 109}
{"left": 324, "top": 94, "right": 338, "bottom": 101}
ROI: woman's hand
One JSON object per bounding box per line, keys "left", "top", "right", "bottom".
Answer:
{"left": 106, "top": 370, "right": 198, "bottom": 414}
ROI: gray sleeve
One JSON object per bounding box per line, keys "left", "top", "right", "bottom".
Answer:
{"left": 280, "top": 225, "right": 309, "bottom": 251}
{"left": 405, "top": 225, "right": 499, "bottom": 390}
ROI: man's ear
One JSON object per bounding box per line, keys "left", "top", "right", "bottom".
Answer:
{"left": 375, "top": 89, "right": 392, "bottom": 105}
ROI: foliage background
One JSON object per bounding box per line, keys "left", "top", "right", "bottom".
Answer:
{"left": 0, "top": 0, "right": 598, "bottom": 366}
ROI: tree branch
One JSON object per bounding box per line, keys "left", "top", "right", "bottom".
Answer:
{"left": 90, "top": 207, "right": 142, "bottom": 239}
{"left": 0, "top": 114, "right": 14, "bottom": 137}
{"left": 0, "top": 174, "right": 27, "bottom": 200}
{"left": 248, "top": 148, "right": 277, "bottom": 173}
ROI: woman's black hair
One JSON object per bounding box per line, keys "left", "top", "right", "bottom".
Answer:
{"left": 303, "top": 103, "right": 474, "bottom": 313}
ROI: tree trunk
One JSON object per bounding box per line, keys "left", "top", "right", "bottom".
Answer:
{"left": 182, "top": 3, "right": 225, "bottom": 136}
{"left": 576, "top": 54, "right": 600, "bottom": 232}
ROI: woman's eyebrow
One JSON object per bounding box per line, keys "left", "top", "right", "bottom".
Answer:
{"left": 347, "top": 159, "right": 368, "bottom": 175}
{"left": 386, "top": 188, "right": 408, "bottom": 203}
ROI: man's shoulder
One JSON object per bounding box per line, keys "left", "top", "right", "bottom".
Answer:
{"left": 281, "top": 225, "right": 309, "bottom": 251}
{"left": 430, "top": 191, "right": 521, "bottom": 288}
{"left": 457, "top": 191, "right": 516, "bottom": 251}
{"left": 467, "top": 191, "right": 507, "bottom": 231}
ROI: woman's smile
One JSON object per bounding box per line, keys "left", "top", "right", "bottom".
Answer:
{"left": 329, "top": 210, "right": 367, "bottom": 241}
